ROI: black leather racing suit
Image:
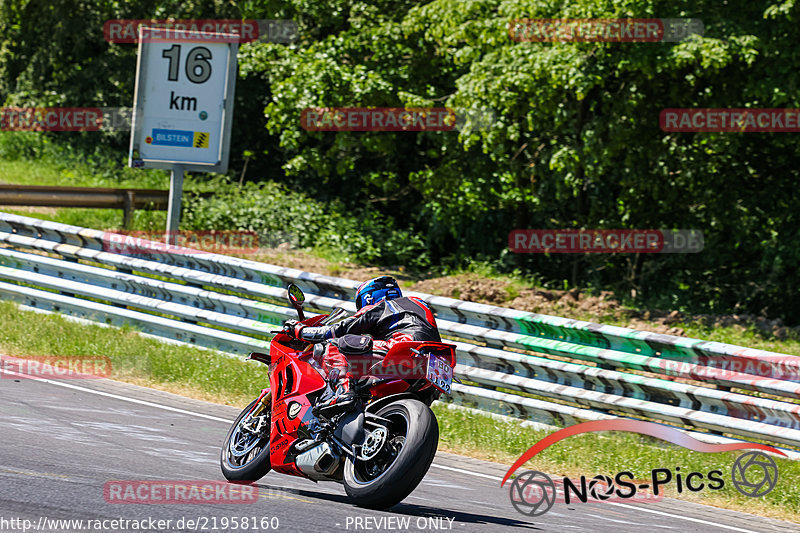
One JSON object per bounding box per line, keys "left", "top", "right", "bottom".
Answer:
{"left": 297, "top": 296, "right": 440, "bottom": 378}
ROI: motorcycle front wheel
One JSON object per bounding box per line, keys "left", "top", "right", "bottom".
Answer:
{"left": 220, "top": 398, "right": 272, "bottom": 482}
{"left": 343, "top": 398, "right": 438, "bottom": 509}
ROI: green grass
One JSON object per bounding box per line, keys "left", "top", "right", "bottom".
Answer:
{"left": 0, "top": 301, "right": 267, "bottom": 406}
{"left": 0, "top": 300, "right": 798, "bottom": 522}
{"left": 680, "top": 321, "right": 800, "bottom": 355}
{"left": 0, "top": 206, "right": 167, "bottom": 232}
{"left": 0, "top": 155, "right": 168, "bottom": 189}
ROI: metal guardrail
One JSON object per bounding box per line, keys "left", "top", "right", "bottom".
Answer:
{"left": 0, "top": 185, "right": 213, "bottom": 228}
{"left": 2, "top": 211, "right": 800, "bottom": 454}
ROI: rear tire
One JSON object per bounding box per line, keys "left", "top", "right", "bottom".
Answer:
{"left": 220, "top": 399, "right": 271, "bottom": 482}
{"left": 343, "top": 399, "right": 438, "bottom": 509}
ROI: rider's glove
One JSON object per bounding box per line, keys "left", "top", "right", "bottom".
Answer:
{"left": 282, "top": 320, "right": 305, "bottom": 339}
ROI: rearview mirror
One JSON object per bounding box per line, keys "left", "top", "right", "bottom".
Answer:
{"left": 287, "top": 283, "right": 305, "bottom": 306}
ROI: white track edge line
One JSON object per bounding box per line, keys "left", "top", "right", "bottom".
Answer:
{"left": 603, "top": 501, "right": 761, "bottom": 533}
{"left": 430, "top": 463, "right": 503, "bottom": 481}
{"left": 1, "top": 369, "right": 232, "bottom": 423}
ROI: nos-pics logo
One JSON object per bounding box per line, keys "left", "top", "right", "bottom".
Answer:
{"left": 502, "top": 420, "right": 783, "bottom": 517}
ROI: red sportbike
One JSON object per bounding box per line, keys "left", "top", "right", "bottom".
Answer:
{"left": 220, "top": 284, "right": 457, "bottom": 509}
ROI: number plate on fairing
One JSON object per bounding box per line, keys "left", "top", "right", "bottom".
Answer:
{"left": 426, "top": 354, "right": 453, "bottom": 394}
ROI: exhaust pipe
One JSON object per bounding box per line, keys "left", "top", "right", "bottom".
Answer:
{"left": 295, "top": 442, "right": 340, "bottom": 480}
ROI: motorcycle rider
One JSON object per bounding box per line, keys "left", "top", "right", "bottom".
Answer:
{"left": 282, "top": 276, "right": 440, "bottom": 417}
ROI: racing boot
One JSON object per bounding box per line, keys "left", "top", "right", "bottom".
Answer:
{"left": 313, "top": 375, "right": 357, "bottom": 418}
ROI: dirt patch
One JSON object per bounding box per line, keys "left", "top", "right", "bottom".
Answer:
{"left": 243, "top": 248, "right": 410, "bottom": 284}
{"left": 412, "top": 275, "right": 511, "bottom": 305}
{"left": 411, "top": 274, "right": 799, "bottom": 338}
{"left": 410, "top": 274, "right": 683, "bottom": 330}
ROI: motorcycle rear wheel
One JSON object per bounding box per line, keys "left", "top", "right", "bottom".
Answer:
{"left": 220, "top": 399, "right": 272, "bottom": 482}
{"left": 343, "top": 398, "right": 438, "bottom": 509}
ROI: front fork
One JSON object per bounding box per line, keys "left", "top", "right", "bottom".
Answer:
{"left": 241, "top": 388, "right": 271, "bottom": 433}
{"left": 251, "top": 388, "right": 271, "bottom": 415}
{"left": 244, "top": 352, "right": 272, "bottom": 419}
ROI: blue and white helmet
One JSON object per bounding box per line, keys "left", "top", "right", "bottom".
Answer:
{"left": 354, "top": 276, "right": 402, "bottom": 310}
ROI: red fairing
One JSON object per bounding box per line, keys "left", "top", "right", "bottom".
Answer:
{"left": 382, "top": 340, "right": 457, "bottom": 369}
{"left": 264, "top": 313, "right": 455, "bottom": 479}
{"left": 268, "top": 332, "right": 327, "bottom": 477}
{"left": 369, "top": 380, "right": 411, "bottom": 398}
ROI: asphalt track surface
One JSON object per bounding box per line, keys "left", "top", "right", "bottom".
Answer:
{"left": 0, "top": 372, "right": 798, "bottom": 533}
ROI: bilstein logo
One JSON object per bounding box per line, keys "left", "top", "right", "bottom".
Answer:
{"left": 502, "top": 420, "right": 784, "bottom": 517}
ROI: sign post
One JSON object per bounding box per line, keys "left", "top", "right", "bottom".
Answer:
{"left": 166, "top": 165, "right": 184, "bottom": 242}
{"left": 128, "top": 26, "right": 237, "bottom": 244}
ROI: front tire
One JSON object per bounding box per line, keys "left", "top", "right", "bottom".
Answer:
{"left": 343, "top": 399, "right": 438, "bottom": 509}
{"left": 220, "top": 399, "right": 271, "bottom": 482}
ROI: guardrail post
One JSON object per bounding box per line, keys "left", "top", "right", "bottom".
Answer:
{"left": 123, "top": 190, "right": 136, "bottom": 229}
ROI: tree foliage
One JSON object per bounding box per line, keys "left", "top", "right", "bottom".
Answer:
{"left": 2, "top": 0, "right": 799, "bottom": 320}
